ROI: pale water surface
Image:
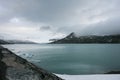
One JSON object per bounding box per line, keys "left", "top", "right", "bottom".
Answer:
{"left": 3, "top": 44, "right": 120, "bottom": 75}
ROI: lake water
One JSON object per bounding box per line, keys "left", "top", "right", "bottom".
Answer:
{"left": 3, "top": 44, "right": 120, "bottom": 75}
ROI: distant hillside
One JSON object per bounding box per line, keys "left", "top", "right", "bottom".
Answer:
{"left": 50, "top": 32, "right": 120, "bottom": 43}
{"left": 0, "top": 39, "right": 36, "bottom": 44}
{"left": 6, "top": 40, "right": 36, "bottom": 44}
{"left": 0, "top": 39, "right": 10, "bottom": 44}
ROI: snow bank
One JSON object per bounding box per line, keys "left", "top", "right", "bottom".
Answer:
{"left": 56, "top": 74, "right": 120, "bottom": 80}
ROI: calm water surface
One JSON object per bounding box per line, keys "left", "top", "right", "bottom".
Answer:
{"left": 3, "top": 44, "right": 120, "bottom": 75}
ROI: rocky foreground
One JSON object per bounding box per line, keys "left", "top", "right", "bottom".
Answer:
{"left": 0, "top": 46, "right": 63, "bottom": 80}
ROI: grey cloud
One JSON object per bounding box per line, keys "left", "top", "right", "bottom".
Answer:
{"left": 77, "top": 16, "right": 120, "bottom": 35}
{"left": 55, "top": 15, "right": 120, "bottom": 35}
{"left": 0, "top": 0, "right": 91, "bottom": 24}
{"left": 0, "top": 0, "right": 120, "bottom": 42}
{"left": 40, "top": 26, "right": 51, "bottom": 31}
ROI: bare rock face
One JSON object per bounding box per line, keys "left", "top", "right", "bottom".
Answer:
{"left": 0, "top": 46, "right": 63, "bottom": 80}
{"left": 7, "top": 68, "right": 42, "bottom": 80}
{"left": 0, "top": 48, "right": 8, "bottom": 80}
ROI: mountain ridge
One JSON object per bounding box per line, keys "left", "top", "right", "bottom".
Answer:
{"left": 0, "top": 39, "right": 36, "bottom": 44}
{"left": 50, "top": 32, "right": 120, "bottom": 43}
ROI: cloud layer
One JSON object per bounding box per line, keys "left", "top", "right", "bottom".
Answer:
{"left": 0, "top": 0, "right": 120, "bottom": 42}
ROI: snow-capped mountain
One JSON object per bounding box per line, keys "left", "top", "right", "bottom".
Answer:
{"left": 50, "top": 32, "right": 120, "bottom": 43}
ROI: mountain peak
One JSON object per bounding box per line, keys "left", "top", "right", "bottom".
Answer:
{"left": 65, "top": 32, "right": 76, "bottom": 39}
{"left": 50, "top": 32, "right": 120, "bottom": 43}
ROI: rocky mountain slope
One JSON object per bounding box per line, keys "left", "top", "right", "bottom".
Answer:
{"left": 50, "top": 32, "right": 120, "bottom": 43}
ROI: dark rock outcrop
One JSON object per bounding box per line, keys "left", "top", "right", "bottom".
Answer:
{"left": 0, "top": 48, "right": 8, "bottom": 80}
{"left": 105, "top": 71, "right": 120, "bottom": 74}
{"left": 0, "top": 46, "right": 63, "bottom": 80}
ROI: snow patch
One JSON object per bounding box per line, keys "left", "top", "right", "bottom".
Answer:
{"left": 56, "top": 74, "right": 120, "bottom": 80}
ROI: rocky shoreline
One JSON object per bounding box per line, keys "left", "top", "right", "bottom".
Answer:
{"left": 1, "top": 45, "right": 120, "bottom": 80}
{"left": 0, "top": 45, "right": 63, "bottom": 80}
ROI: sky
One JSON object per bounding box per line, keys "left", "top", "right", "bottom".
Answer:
{"left": 0, "top": 0, "right": 120, "bottom": 43}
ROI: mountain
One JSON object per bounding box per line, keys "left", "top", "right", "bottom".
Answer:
{"left": 0, "top": 39, "right": 36, "bottom": 44}
{"left": 0, "top": 39, "right": 10, "bottom": 44}
{"left": 50, "top": 32, "right": 120, "bottom": 43}
{"left": 6, "top": 40, "right": 36, "bottom": 44}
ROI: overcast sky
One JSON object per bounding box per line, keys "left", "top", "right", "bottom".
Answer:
{"left": 0, "top": 0, "right": 120, "bottom": 43}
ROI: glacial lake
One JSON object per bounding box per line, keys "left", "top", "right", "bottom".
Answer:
{"left": 3, "top": 44, "right": 120, "bottom": 75}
